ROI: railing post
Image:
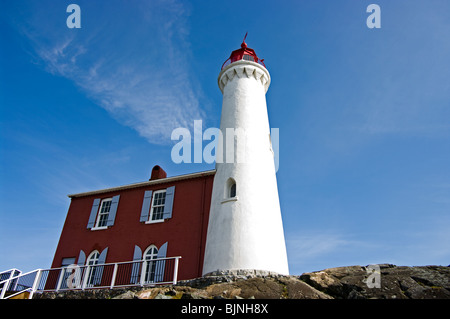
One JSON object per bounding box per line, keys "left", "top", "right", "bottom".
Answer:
{"left": 11, "top": 270, "right": 20, "bottom": 292}
{"left": 173, "top": 257, "right": 179, "bottom": 285}
{"left": 29, "top": 269, "right": 42, "bottom": 299}
{"left": 0, "top": 279, "right": 8, "bottom": 299}
{"left": 81, "top": 266, "right": 89, "bottom": 290}
{"left": 56, "top": 268, "right": 64, "bottom": 291}
{"left": 110, "top": 263, "right": 118, "bottom": 289}
{"left": 140, "top": 261, "right": 145, "bottom": 286}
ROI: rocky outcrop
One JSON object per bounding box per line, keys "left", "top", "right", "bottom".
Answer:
{"left": 34, "top": 264, "right": 450, "bottom": 299}
{"left": 300, "top": 264, "right": 450, "bottom": 299}
{"left": 131, "top": 276, "right": 331, "bottom": 300}
{"left": 35, "top": 273, "right": 330, "bottom": 300}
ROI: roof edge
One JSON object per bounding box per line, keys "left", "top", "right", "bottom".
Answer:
{"left": 68, "top": 169, "right": 216, "bottom": 198}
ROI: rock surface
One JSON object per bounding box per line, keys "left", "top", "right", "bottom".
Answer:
{"left": 300, "top": 264, "right": 450, "bottom": 299}
{"left": 34, "top": 264, "right": 450, "bottom": 299}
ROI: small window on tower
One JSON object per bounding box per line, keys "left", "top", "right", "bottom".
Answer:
{"left": 230, "top": 183, "right": 236, "bottom": 198}
{"left": 222, "top": 178, "right": 238, "bottom": 203}
{"left": 225, "top": 178, "right": 237, "bottom": 199}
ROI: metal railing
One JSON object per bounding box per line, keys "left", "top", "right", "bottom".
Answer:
{"left": 0, "top": 269, "right": 41, "bottom": 299}
{"left": 0, "top": 269, "right": 22, "bottom": 282}
{"left": 0, "top": 256, "right": 181, "bottom": 299}
{"left": 221, "top": 54, "right": 266, "bottom": 70}
{"left": 0, "top": 269, "right": 23, "bottom": 298}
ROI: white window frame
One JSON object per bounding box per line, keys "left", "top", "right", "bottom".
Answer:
{"left": 84, "top": 251, "right": 100, "bottom": 288}
{"left": 146, "top": 190, "right": 166, "bottom": 224}
{"left": 141, "top": 245, "right": 158, "bottom": 284}
{"left": 92, "top": 198, "right": 112, "bottom": 230}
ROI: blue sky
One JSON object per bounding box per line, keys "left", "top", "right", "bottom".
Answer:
{"left": 1, "top": 0, "right": 449, "bottom": 275}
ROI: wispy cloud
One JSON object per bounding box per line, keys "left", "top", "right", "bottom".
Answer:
{"left": 18, "top": 0, "right": 205, "bottom": 144}
{"left": 287, "top": 233, "right": 351, "bottom": 262}
{"left": 285, "top": 230, "right": 389, "bottom": 274}
{"left": 286, "top": 232, "right": 361, "bottom": 273}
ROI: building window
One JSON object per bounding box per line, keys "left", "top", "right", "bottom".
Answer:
{"left": 87, "top": 195, "right": 120, "bottom": 230}
{"left": 149, "top": 190, "right": 166, "bottom": 222}
{"left": 86, "top": 251, "right": 100, "bottom": 287}
{"left": 94, "top": 198, "right": 112, "bottom": 229}
{"left": 225, "top": 178, "right": 237, "bottom": 198}
{"left": 142, "top": 245, "right": 158, "bottom": 283}
{"left": 221, "top": 177, "right": 238, "bottom": 204}
{"left": 61, "top": 257, "right": 76, "bottom": 267}
{"left": 58, "top": 257, "right": 77, "bottom": 289}
{"left": 140, "top": 186, "right": 175, "bottom": 223}
{"left": 222, "top": 178, "right": 238, "bottom": 204}
{"left": 230, "top": 182, "right": 236, "bottom": 198}
{"left": 243, "top": 54, "right": 255, "bottom": 62}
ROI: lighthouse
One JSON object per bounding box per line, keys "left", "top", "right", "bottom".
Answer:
{"left": 202, "top": 36, "right": 289, "bottom": 276}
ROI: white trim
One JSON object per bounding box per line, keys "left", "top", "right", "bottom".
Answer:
{"left": 68, "top": 170, "right": 215, "bottom": 198}
{"left": 145, "top": 219, "right": 165, "bottom": 225}
{"left": 91, "top": 226, "right": 108, "bottom": 231}
{"left": 148, "top": 189, "right": 166, "bottom": 223}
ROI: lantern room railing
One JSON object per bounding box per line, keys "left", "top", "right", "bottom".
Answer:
{"left": 221, "top": 54, "right": 266, "bottom": 70}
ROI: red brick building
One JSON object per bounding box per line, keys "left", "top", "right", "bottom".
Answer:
{"left": 51, "top": 165, "right": 215, "bottom": 281}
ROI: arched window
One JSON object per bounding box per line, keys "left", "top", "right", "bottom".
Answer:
{"left": 86, "top": 251, "right": 100, "bottom": 287}
{"left": 86, "top": 251, "right": 100, "bottom": 265}
{"left": 142, "top": 245, "right": 158, "bottom": 283}
{"left": 230, "top": 182, "right": 236, "bottom": 198}
{"left": 225, "top": 178, "right": 237, "bottom": 199}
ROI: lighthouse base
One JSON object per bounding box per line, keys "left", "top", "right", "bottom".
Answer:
{"left": 203, "top": 269, "right": 289, "bottom": 278}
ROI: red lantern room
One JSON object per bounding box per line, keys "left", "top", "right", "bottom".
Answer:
{"left": 221, "top": 33, "right": 266, "bottom": 69}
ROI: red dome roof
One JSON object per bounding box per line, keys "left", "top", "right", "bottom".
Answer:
{"left": 221, "top": 34, "right": 266, "bottom": 70}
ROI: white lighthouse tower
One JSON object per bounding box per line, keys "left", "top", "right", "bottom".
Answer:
{"left": 202, "top": 36, "right": 289, "bottom": 276}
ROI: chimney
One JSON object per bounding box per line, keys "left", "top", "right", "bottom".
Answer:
{"left": 150, "top": 165, "right": 167, "bottom": 181}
